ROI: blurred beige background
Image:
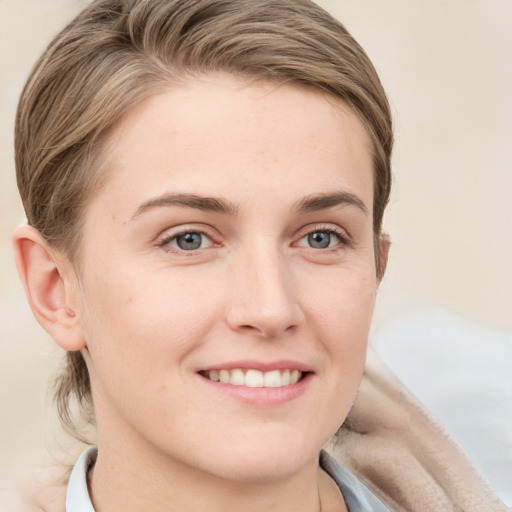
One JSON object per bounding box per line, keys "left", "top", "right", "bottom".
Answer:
{"left": 1, "top": 0, "right": 511, "bottom": 500}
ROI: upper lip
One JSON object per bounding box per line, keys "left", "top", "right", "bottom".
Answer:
{"left": 198, "top": 360, "right": 314, "bottom": 373}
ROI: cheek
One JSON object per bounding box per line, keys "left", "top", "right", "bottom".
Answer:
{"left": 78, "top": 262, "right": 224, "bottom": 380}
{"left": 330, "top": 272, "right": 375, "bottom": 366}
{"left": 76, "top": 265, "right": 227, "bottom": 435}
{"left": 299, "top": 265, "right": 376, "bottom": 383}
{"left": 301, "top": 264, "right": 377, "bottom": 336}
{"left": 292, "top": 266, "right": 376, "bottom": 438}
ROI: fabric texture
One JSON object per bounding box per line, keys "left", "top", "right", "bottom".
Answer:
{"left": 66, "top": 446, "right": 390, "bottom": 511}
{"left": 320, "top": 451, "right": 391, "bottom": 511}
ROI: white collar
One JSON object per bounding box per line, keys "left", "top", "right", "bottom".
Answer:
{"left": 66, "top": 446, "right": 97, "bottom": 512}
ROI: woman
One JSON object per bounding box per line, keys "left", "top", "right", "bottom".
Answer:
{"left": 10, "top": 1, "right": 509, "bottom": 511}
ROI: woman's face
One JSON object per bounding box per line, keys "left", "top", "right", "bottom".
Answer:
{"left": 72, "top": 75, "right": 379, "bottom": 481}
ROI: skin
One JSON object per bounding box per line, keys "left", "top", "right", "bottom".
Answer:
{"left": 4, "top": 358, "right": 511, "bottom": 512}
{"left": 13, "top": 75, "right": 509, "bottom": 512}
{"left": 14, "top": 76, "right": 382, "bottom": 512}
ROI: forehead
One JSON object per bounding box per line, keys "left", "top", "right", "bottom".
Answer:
{"left": 93, "top": 75, "right": 374, "bottom": 217}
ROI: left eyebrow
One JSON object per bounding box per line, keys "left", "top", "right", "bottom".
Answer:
{"left": 294, "top": 191, "right": 369, "bottom": 216}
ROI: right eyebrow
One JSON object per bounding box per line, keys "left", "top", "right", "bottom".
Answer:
{"left": 130, "top": 193, "right": 240, "bottom": 220}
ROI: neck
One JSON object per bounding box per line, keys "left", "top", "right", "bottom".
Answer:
{"left": 89, "top": 430, "right": 327, "bottom": 512}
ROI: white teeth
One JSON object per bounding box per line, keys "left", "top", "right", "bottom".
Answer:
{"left": 245, "top": 369, "right": 264, "bottom": 388}
{"left": 204, "top": 368, "right": 304, "bottom": 388}
{"left": 230, "top": 368, "right": 245, "bottom": 386}
{"left": 219, "top": 369, "right": 230, "bottom": 384}
{"left": 264, "top": 369, "right": 282, "bottom": 388}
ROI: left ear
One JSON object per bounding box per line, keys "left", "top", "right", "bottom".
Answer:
{"left": 12, "top": 223, "right": 87, "bottom": 351}
{"left": 376, "top": 232, "right": 391, "bottom": 283}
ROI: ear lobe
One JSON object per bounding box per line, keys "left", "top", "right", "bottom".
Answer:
{"left": 12, "top": 224, "right": 86, "bottom": 351}
{"left": 377, "top": 232, "right": 391, "bottom": 282}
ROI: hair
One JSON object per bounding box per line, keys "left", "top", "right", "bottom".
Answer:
{"left": 15, "top": 0, "right": 393, "bottom": 435}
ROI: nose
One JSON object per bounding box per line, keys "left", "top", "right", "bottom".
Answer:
{"left": 225, "top": 246, "right": 303, "bottom": 339}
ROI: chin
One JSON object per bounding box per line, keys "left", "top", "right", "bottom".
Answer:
{"left": 196, "top": 428, "right": 329, "bottom": 483}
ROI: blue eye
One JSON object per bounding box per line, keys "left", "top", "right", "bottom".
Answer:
{"left": 176, "top": 232, "right": 203, "bottom": 250}
{"left": 165, "top": 231, "right": 213, "bottom": 251}
{"left": 307, "top": 231, "right": 334, "bottom": 249}
{"left": 297, "top": 229, "right": 344, "bottom": 249}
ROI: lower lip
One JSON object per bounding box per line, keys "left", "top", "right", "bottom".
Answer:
{"left": 197, "top": 372, "right": 313, "bottom": 406}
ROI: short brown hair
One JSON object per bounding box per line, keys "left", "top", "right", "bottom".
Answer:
{"left": 15, "top": 0, "right": 393, "bottom": 435}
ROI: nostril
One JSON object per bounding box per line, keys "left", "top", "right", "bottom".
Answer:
{"left": 240, "top": 324, "right": 259, "bottom": 332}
{"left": 240, "top": 324, "right": 271, "bottom": 337}
{"left": 237, "top": 323, "right": 297, "bottom": 339}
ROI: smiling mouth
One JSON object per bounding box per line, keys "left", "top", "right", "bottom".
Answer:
{"left": 199, "top": 368, "right": 305, "bottom": 388}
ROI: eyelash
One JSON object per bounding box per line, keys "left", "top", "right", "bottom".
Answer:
{"left": 295, "top": 224, "right": 351, "bottom": 251}
{"left": 156, "top": 227, "right": 216, "bottom": 254}
{"left": 155, "top": 224, "right": 351, "bottom": 254}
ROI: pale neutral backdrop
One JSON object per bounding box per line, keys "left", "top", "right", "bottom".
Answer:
{"left": 1, "top": 0, "right": 511, "bottom": 500}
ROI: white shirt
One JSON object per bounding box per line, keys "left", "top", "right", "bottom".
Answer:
{"left": 66, "top": 446, "right": 97, "bottom": 512}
